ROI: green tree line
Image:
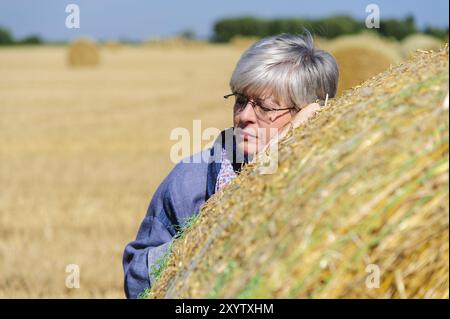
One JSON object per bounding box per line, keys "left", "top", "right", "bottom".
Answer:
{"left": 0, "top": 27, "right": 42, "bottom": 45}
{"left": 212, "top": 15, "right": 449, "bottom": 42}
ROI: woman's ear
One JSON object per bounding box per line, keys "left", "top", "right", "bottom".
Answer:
{"left": 291, "top": 102, "right": 321, "bottom": 129}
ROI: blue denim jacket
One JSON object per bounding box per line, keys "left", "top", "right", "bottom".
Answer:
{"left": 122, "top": 128, "right": 242, "bottom": 298}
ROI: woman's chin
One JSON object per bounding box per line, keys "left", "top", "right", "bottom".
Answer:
{"left": 237, "top": 141, "right": 258, "bottom": 157}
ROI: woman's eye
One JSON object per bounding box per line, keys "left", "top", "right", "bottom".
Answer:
{"left": 236, "top": 97, "right": 247, "bottom": 105}
{"left": 259, "top": 104, "right": 273, "bottom": 112}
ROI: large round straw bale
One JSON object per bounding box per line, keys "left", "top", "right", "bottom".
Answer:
{"left": 150, "top": 47, "right": 449, "bottom": 299}
{"left": 401, "top": 33, "right": 444, "bottom": 58}
{"left": 327, "top": 32, "right": 402, "bottom": 95}
{"left": 67, "top": 38, "right": 100, "bottom": 67}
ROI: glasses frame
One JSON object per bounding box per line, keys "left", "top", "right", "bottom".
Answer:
{"left": 224, "top": 92, "right": 298, "bottom": 115}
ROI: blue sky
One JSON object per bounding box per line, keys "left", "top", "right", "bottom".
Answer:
{"left": 0, "top": 0, "right": 448, "bottom": 41}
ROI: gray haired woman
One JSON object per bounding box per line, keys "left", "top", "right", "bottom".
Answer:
{"left": 123, "top": 31, "right": 339, "bottom": 298}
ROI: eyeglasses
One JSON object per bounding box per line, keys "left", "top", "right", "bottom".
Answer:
{"left": 224, "top": 92, "right": 297, "bottom": 121}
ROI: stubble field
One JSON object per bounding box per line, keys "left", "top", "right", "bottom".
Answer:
{"left": 0, "top": 44, "right": 238, "bottom": 297}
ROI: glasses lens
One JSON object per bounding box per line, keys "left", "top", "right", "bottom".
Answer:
{"left": 254, "top": 104, "right": 270, "bottom": 119}
{"left": 233, "top": 94, "right": 248, "bottom": 112}
{"left": 233, "top": 94, "right": 271, "bottom": 120}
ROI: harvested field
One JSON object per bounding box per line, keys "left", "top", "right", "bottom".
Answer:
{"left": 1, "top": 37, "right": 447, "bottom": 299}
{"left": 0, "top": 44, "right": 238, "bottom": 298}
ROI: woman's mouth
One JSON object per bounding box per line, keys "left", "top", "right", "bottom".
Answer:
{"left": 241, "top": 131, "right": 257, "bottom": 140}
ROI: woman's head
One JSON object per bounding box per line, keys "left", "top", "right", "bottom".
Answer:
{"left": 229, "top": 31, "right": 339, "bottom": 156}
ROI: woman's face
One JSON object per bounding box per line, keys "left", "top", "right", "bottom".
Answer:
{"left": 233, "top": 93, "right": 295, "bottom": 156}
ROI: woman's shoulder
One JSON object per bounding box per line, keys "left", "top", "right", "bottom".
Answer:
{"left": 171, "top": 148, "right": 211, "bottom": 176}
{"left": 153, "top": 148, "right": 212, "bottom": 224}
{"left": 160, "top": 148, "right": 212, "bottom": 196}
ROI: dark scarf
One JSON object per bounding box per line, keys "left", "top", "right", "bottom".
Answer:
{"left": 206, "top": 128, "right": 248, "bottom": 199}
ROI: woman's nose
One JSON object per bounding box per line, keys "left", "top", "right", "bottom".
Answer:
{"left": 238, "top": 102, "right": 257, "bottom": 123}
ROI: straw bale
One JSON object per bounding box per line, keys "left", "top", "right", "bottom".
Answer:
{"left": 327, "top": 33, "right": 402, "bottom": 96}
{"left": 150, "top": 46, "right": 449, "bottom": 299}
{"left": 401, "top": 33, "right": 444, "bottom": 58}
{"left": 67, "top": 38, "right": 100, "bottom": 67}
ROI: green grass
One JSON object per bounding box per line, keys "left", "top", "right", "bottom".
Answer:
{"left": 137, "top": 287, "right": 151, "bottom": 299}
{"left": 149, "top": 242, "right": 174, "bottom": 286}
{"left": 236, "top": 275, "right": 261, "bottom": 298}
{"left": 148, "top": 213, "right": 201, "bottom": 291}
{"left": 174, "top": 213, "right": 201, "bottom": 240}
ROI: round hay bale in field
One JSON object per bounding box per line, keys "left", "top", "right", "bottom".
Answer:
{"left": 401, "top": 33, "right": 444, "bottom": 58}
{"left": 149, "top": 47, "right": 449, "bottom": 299}
{"left": 67, "top": 38, "right": 100, "bottom": 67}
{"left": 327, "top": 33, "right": 402, "bottom": 96}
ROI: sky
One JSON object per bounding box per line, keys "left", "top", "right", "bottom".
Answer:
{"left": 0, "top": 0, "right": 448, "bottom": 42}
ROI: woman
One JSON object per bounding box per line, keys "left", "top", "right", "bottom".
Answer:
{"left": 123, "top": 31, "right": 338, "bottom": 298}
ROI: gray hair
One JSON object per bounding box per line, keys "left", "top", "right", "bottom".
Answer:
{"left": 230, "top": 31, "right": 339, "bottom": 111}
